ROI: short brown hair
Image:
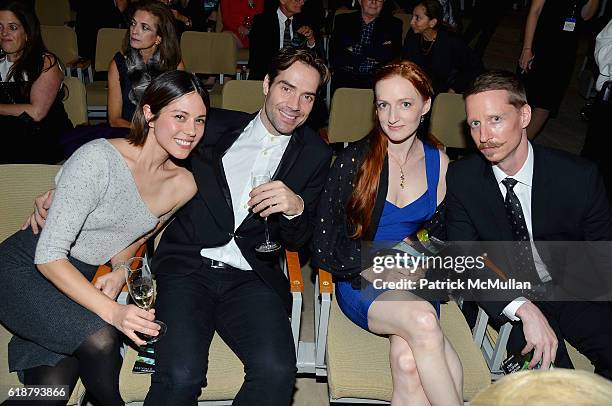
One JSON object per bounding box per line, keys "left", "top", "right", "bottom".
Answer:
{"left": 266, "top": 47, "right": 330, "bottom": 90}
{"left": 464, "top": 70, "right": 527, "bottom": 109}
{"left": 123, "top": 0, "right": 182, "bottom": 70}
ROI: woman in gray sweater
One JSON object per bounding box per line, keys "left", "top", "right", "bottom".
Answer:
{"left": 0, "top": 70, "right": 209, "bottom": 406}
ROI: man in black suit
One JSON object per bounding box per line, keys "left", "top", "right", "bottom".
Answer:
{"left": 446, "top": 70, "right": 612, "bottom": 378}
{"left": 249, "top": 0, "right": 323, "bottom": 80}
{"left": 329, "top": 0, "right": 402, "bottom": 94}
{"left": 144, "top": 48, "right": 332, "bottom": 405}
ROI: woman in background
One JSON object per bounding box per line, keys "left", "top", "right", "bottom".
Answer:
{"left": 518, "top": 0, "right": 600, "bottom": 139}
{"left": 0, "top": 0, "right": 72, "bottom": 163}
{"left": 402, "top": 0, "right": 482, "bottom": 95}
{"left": 61, "top": 0, "right": 184, "bottom": 158}
{"left": 220, "top": 0, "right": 264, "bottom": 48}
{"left": 108, "top": 0, "right": 183, "bottom": 129}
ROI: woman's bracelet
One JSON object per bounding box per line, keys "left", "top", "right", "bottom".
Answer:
{"left": 111, "top": 261, "right": 128, "bottom": 273}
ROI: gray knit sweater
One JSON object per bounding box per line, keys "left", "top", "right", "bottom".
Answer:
{"left": 35, "top": 139, "right": 159, "bottom": 265}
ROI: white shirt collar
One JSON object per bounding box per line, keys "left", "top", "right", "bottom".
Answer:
{"left": 277, "top": 7, "right": 291, "bottom": 25}
{"left": 492, "top": 141, "right": 534, "bottom": 188}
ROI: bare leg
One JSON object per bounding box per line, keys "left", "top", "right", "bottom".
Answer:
{"left": 368, "top": 291, "right": 463, "bottom": 406}
{"left": 389, "top": 335, "right": 431, "bottom": 406}
{"left": 527, "top": 107, "right": 550, "bottom": 140}
{"left": 444, "top": 336, "right": 463, "bottom": 398}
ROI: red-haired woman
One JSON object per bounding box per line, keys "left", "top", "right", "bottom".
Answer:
{"left": 313, "top": 61, "right": 463, "bottom": 405}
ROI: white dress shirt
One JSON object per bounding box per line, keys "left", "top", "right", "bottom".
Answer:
{"left": 595, "top": 18, "right": 612, "bottom": 91}
{"left": 277, "top": 8, "right": 294, "bottom": 49}
{"left": 491, "top": 142, "right": 552, "bottom": 321}
{"left": 200, "top": 112, "right": 292, "bottom": 270}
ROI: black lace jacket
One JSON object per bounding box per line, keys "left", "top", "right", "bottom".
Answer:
{"left": 311, "top": 137, "right": 446, "bottom": 281}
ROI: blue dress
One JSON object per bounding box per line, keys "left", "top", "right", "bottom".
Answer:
{"left": 336, "top": 142, "right": 441, "bottom": 331}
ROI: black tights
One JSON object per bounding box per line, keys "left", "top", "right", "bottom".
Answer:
{"left": 3, "top": 326, "right": 124, "bottom": 406}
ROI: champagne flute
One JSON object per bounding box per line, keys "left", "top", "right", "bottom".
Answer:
{"left": 124, "top": 257, "right": 167, "bottom": 344}
{"left": 251, "top": 173, "right": 281, "bottom": 253}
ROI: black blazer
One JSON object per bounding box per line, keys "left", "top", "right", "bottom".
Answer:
{"left": 446, "top": 144, "right": 612, "bottom": 319}
{"left": 152, "top": 109, "right": 332, "bottom": 312}
{"left": 329, "top": 11, "right": 402, "bottom": 75}
{"left": 248, "top": 9, "right": 325, "bottom": 80}
{"left": 402, "top": 28, "right": 483, "bottom": 94}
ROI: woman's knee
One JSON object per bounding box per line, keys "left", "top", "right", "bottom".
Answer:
{"left": 405, "top": 307, "right": 444, "bottom": 350}
{"left": 77, "top": 325, "right": 121, "bottom": 358}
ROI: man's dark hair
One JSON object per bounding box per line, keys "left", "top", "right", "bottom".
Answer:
{"left": 464, "top": 69, "right": 528, "bottom": 109}
{"left": 266, "top": 47, "right": 330, "bottom": 90}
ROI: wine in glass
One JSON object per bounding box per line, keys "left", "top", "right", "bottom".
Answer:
{"left": 251, "top": 173, "right": 281, "bottom": 253}
{"left": 124, "top": 257, "right": 167, "bottom": 344}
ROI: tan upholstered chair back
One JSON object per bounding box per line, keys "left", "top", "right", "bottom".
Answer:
{"left": 41, "top": 25, "right": 79, "bottom": 66}
{"left": 63, "top": 77, "right": 88, "bottom": 126}
{"left": 327, "top": 88, "right": 375, "bottom": 144}
{"left": 181, "top": 32, "right": 237, "bottom": 75}
{"left": 95, "top": 28, "right": 127, "bottom": 72}
{"left": 393, "top": 13, "right": 413, "bottom": 41}
{"left": 0, "top": 165, "right": 61, "bottom": 243}
{"left": 428, "top": 92, "right": 471, "bottom": 149}
{"left": 221, "top": 80, "right": 264, "bottom": 113}
{"left": 35, "top": 0, "right": 72, "bottom": 26}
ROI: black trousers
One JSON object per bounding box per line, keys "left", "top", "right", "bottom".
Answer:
{"left": 506, "top": 301, "right": 612, "bottom": 379}
{"left": 144, "top": 264, "right": 297, "bottom": 406}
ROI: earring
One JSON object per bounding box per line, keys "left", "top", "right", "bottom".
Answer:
{"left": 154, "top": 39, "right": 161, "bottom": 46}
{"left": 420, "top": 115, "right": 425, "bottom": 123}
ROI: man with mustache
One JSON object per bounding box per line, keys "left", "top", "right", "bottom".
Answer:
{"left": 445, "top": 70, "right": 612, "bottom": 379}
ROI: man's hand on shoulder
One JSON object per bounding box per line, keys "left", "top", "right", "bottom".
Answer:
{"left": 248, "top": 181, "right": 304, "bottom": 217}
{"left": 516, "top": 301, "right": 558, "bottom": 370}
{"left": 21, "top": 189, "right": 55, "bottom": 234}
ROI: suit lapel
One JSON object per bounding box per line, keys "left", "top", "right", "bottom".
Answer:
{"left": 192, "top": 119, "right": 250, "bottom": 229}
{"left": 530, "top": 146, "right": 549, "bottom": 240}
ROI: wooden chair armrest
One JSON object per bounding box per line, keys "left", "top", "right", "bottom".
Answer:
{"left": 285, "top": 250, "right": 304, "bottom": 293}
{"left": 318, "top": 268, "right": 333, "bottom": 294}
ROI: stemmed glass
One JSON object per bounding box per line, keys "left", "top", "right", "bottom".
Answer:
{"left": 124, "top": 257, "right": 167, "bottom": 344}
{"left": 251, "top": 173, "right": 281, "bottom": 253}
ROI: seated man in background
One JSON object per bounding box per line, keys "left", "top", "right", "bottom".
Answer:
{"left": 446, "top": 70, "right": 612, "bottom": 379}
{"left": 249, "top": 0, "right": 324, "bottom": 80}
{"left": 329, "top": 0, "right": 402, "bottom": 95}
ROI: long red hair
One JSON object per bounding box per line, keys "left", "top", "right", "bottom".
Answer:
{"left": 346, "top": 61, "right": 434, "bottom": 239}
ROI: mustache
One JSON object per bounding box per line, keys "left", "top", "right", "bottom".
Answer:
{"left": 478, "top": 140, "right": 504, "bottom": 149}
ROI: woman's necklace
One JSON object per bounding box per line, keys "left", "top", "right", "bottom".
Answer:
{"left": 420, "top": 29, "right": 437, "bottom": 56}
{"left": 388, "top": 153, "right": 410, "bottom": 189}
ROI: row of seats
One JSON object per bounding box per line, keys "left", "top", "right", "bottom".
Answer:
{"left": 60, "top": 72, "right": 473, "bottom": 156}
